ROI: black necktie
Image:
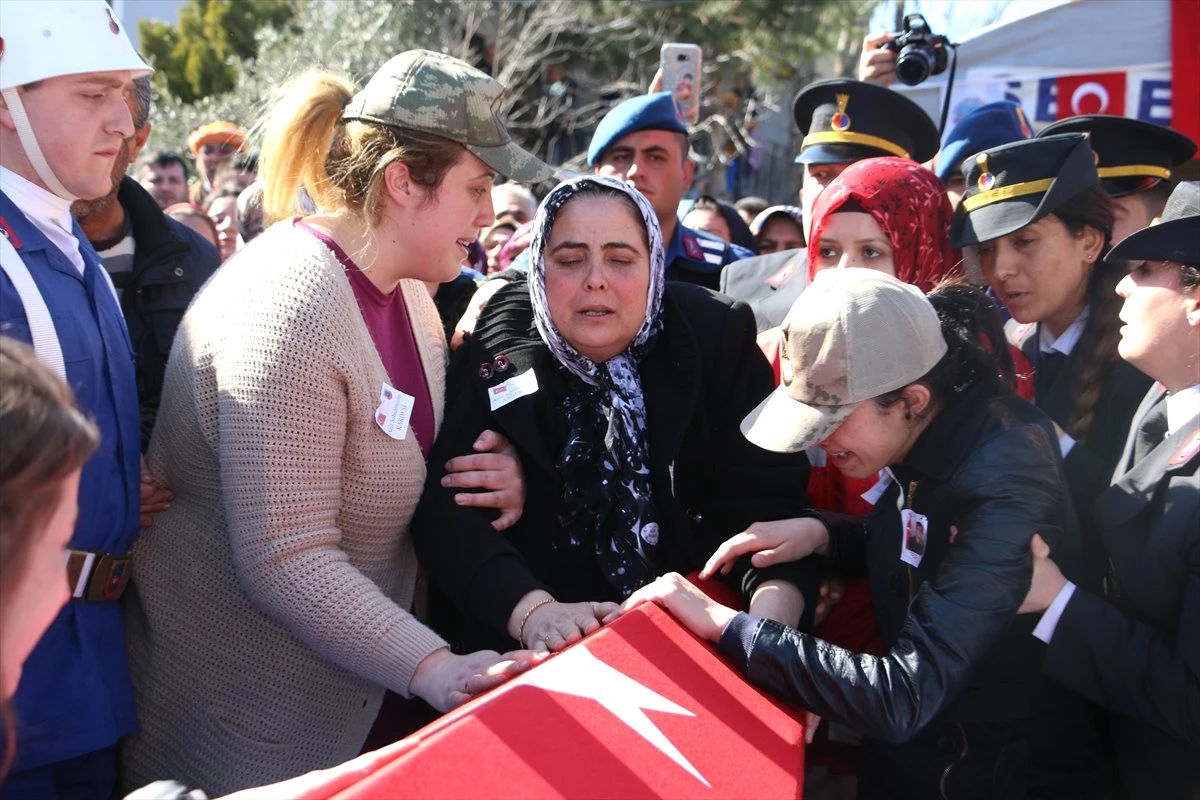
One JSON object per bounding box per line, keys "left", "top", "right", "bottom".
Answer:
{"left": 1131, "top": 398, "right": 1169, "bottom": 466}
{"left": 1038, "top": 351, "right": 1067, "bottom": 392}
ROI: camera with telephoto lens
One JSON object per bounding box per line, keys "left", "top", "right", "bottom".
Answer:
{"left": 886, "top": 13, "right": 950, "bottom": 86}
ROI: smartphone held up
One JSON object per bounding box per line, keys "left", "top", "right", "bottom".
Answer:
{"left": 660, "top": 42, "right": 702, "bottom": 124}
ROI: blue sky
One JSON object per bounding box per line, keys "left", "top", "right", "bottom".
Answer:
{"left": 869, "top": 0, "right": 1070, "bottom": 42}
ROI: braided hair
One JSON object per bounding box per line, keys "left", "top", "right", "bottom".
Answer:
{"left": 1054, "top": 185, "right": 1117, "bottom": 444}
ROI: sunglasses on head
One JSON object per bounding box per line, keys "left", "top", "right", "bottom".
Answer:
{"left": 201, "top": 142, "right": 237, "bottom": 156}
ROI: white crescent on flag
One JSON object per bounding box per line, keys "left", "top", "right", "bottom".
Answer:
{"left": 1071, "top": 81, "right": 1111, "bottom": 115}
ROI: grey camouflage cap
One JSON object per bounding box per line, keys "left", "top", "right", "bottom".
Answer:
{"left": 343, "top": 49, "right": 554, "bottom": 183}
{"left": 741, "top": 268, "right": 947, "bottom": 453}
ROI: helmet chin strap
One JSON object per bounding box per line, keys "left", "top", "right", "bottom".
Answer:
{"left": 1, "top": 87, "right": 79, "bottom": 201}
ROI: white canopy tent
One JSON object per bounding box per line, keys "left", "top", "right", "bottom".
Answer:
{"left": 893, "top": 0, "right": 1173, "bottom": 135}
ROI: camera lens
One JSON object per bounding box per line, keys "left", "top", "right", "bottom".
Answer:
{"left": 896, "top": 43, "right": 933, "bottom": 86}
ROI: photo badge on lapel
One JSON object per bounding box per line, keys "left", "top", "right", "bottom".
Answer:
{"left": 900, "top": 508, "right": 928, "bottom": 567}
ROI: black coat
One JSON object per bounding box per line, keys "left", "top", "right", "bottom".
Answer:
{"left": 718, "top": 382, "right": 1112, "bottom": 799}
{"left": 1009, "top": 319, "right": 1152, "bottom": 514}
{"left": 411, "top": 281, "right": 818, "bottom": 653}
{"left": 1042, "top": 386, "right": 1200, "bottom": 798}
{"left": 113, "top": 177, "right": 220, "bottom": 448}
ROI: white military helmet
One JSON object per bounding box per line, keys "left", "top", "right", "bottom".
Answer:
{"left": 0, "top": 0, "right": 152, "bottom": 199}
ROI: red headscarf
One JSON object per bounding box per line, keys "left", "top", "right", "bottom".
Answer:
{"left": 807, "top": 157, "right": 960, "bottom": 292}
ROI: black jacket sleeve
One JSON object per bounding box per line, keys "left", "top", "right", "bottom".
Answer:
{"left": 410, "top": 344, "right": 551, "bottom": 639}
{"left": 676, "top": 289, "right": 823, "bottom": 623}
{"left": 714, "top": 426, "right": 1057, "bottom": 743}
{"left": 1042, "top": 511, "right": 1200, "bottom": 747}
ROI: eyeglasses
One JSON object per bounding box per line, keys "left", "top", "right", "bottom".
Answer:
{"left": 200, "top": 142, "right": 238, "bottom": 156}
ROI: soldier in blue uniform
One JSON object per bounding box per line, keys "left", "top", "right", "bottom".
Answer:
{"left": 587, "top": 91, "right": 752, "bottom": 289}
{"left": 721, "top": 79, "right": 940, "bottom": 332}
{"left": 0, "top": 2, "right": 152, "bottom": 796}
{"left": 936, "top": 100, "right": 1033, "bottom": 210}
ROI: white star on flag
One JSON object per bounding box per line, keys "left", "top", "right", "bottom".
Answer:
{"left": 515, "top": 644, "right": 710, "bottom": 787}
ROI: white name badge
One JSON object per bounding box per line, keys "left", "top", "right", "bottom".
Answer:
{"left": 488, "top": 368, "right": 539, "bottom": 411}
{"left": 375, "top": 382, "right": 415, "bottom": 440}
{"left": 900, "top": 508, "right": 928, "bottom": 568}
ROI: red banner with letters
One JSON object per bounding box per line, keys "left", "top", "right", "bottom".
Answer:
{"left": 1055, "top": 72, "right": 1127, "bottom": 119}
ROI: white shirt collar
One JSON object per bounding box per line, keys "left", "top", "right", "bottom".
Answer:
{"left": 0, "top": 166, "right": 74, "bottom": 233}
{"left": 1038, "top": 307, "right": 1091, "bottom": 355}
{"left": 1166, "top": 384, "right": 1200, "bottom": 438}
{"left": 0, "top": 166, "right": 85, "bottom": 275}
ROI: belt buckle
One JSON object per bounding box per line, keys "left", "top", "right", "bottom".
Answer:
{"left": 84, "top": 554, "right": 132, "bottom": 602}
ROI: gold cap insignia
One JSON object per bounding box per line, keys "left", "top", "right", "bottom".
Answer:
{"left": 830, "top": 93, "right": 851, "bottom": 132}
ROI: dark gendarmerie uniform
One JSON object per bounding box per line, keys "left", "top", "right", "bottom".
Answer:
{"left": 792, "top": 78, "right": 940, "bottom": 167}
{"left": 1036, "top": 182, "right": 1200, "bottom": 799}
{"left": 1038, "top": 114, "right": 1197, "bottom": 199}
{"left": 1041, "top": 386, "right": 1200, "bottom": 798}
{"left": 953, "top": 135, "right": 1153, "bottom": 569}
{"left": 1006, "top": 319, "right": 1151, "bottom": 515}
{"left": 724, "top": 79, "right": 939, "bottom": 331}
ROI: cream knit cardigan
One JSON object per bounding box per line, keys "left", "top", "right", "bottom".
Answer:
{"left": 121, "top": 221, "right": 449, "bottom": 795}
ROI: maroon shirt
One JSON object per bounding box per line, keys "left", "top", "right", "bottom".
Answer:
{"left": 297, "top": 220, "right": 435, "bottom": 457}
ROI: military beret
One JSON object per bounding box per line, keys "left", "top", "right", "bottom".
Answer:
{"left": 1108, "top": 181, "right": 1200, "bottom": 264}
{"left": 937, "top": 101, "right": 1033, "bottom": 182}
{"left": 587, "top": 92, "right": 689, "bottom": 166}
{"left": 1039, "top": 115, "right": 1197, "bottom": 197}
{"left": 793, "top": 78, "right": 939, "bottom": 165}
{"left": 952, "top": 133, "right": 1098, "bottom": 247}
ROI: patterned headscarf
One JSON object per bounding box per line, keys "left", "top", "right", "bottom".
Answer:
{"left": 528, "top": 174, "right": 666, "bottom": 598}
{"left": 807, "top": 157, "right": 960, "bottom": 292}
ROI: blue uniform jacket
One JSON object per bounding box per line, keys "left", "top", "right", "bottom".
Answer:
{"left": 665, "top": 223, "right": 753, "bottom": 292}
{"left": 0, "top": 191, "right": 141, "bottom": 770}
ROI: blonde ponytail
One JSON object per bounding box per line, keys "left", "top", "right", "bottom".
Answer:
{"left": 259, "top": 70, "right": 355, "bottom": 222}
{"left": 258, "top": 69, "right": 465, "bottom": 227}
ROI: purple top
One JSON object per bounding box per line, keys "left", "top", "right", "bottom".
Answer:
{"left": 296, "top": 220, "right": 435, "bottom": 458}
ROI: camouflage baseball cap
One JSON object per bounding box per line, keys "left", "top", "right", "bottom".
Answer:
{"left": 741, "top": 269, "right": 947, "bottom": 453}
{"left": 343, "top": 49, "right": 554, "bottom": 183}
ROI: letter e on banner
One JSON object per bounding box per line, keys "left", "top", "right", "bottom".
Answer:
{"left": 1137, "top": 78, "right": 1172, "bottom": 124}
{"left": 1057, "top": 72, "right": 1127, "bottom": 119}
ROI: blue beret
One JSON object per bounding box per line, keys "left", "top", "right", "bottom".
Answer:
{"left": 938, "top": 100, "right": 1033, "bottom": 182}
{"left": 587, "top": 92, "right": 688, "bottom": 166}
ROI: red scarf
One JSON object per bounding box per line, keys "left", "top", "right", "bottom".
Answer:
{"left": 807, "top": 157, "right": 960, "bottom": 292}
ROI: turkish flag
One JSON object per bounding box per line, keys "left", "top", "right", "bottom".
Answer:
{"left": 1056, "top": 72, "right": 1127, "bottom": 119}
{"left": 281, "top": 603, "right": 807, "bottom": 799}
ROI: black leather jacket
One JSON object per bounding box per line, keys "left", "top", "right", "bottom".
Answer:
{"left": 113, "top": 177, "right": 220, "bottom": 448}
{"left": 720, "top": 381, "right": 1111, "bottom": 798}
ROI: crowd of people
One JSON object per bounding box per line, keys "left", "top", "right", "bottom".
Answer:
{"left": 0, "top": 2, "right": 1196, "bottom": 799}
